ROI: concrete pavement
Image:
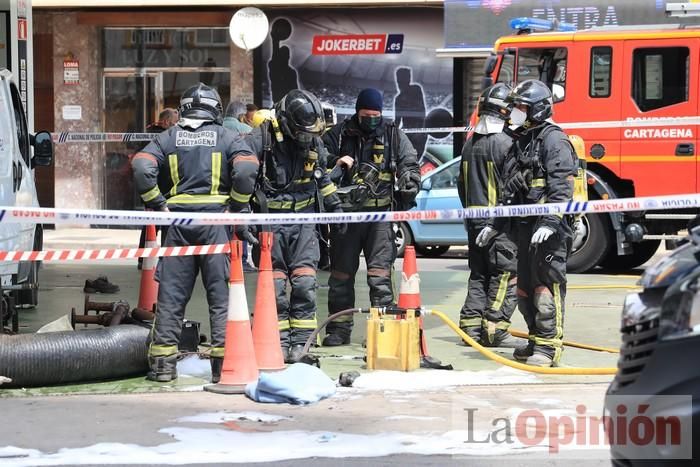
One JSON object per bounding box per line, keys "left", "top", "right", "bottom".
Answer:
{"left": 0, "top": 228, "right": 650, "bottom": 464}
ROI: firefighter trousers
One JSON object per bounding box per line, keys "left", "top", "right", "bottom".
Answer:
{"left": 459, "top": 224, "right": 518, "bottom": 339}
{"left": 327, "top": 221, "right": 396, "bottom": 336}
{"left": 149, "top": 224, "right": 231, "bottom": 361}
{"left": 271, "top": 222, "right": 320, "bottom": 347}
{"left": 516, "top": 219, "right": 572, "bottom": 364}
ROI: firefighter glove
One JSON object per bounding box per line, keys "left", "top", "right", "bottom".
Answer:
{"left": 505, "top": 169, "right": 532, "bottom": 196}
{"left": 234, "top": 224, "right": 259, "bottom": 246}
{"left": 475, "top": 226, "right": 497, "bottom": 247}
{"left": 531, "top": 226, "right": 555, "bottom": 244}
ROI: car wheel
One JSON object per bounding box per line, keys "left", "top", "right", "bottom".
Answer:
{"left": 394, "top": 223, "right": 412, "bottom": 258}
{"left": 415, "top": 245, "right": 450, "bottom": 257}
{"left": 567, "top": 214, "right": 612, "bottom": 273}
{"left": 600, "top": 240, "right": 661, "bottom": 271}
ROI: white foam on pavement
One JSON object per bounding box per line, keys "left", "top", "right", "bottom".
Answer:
{"left": 352, "top": 368, "right": 540, "bottom": 391}
{"left": 0, "top": 428, "right": 547, "bottom": 466}
{"left": 522, "top": 398, "right": 564, "bottom": 407}
{"left": 176, "top": 356, "right": 211, "bottom": 379}
{"left": 177, "top": 412, "right": 292, "bottom": 424}
{"left": 385, "top": 415, "right": 443, "bottom": 421}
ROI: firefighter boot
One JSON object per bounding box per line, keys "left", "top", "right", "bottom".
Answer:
{"left": 481, "top": 323, "right": 521, "bottom": 348}
{"left": 513, "top": 341, "right": 535, "bottom": 362}
{"left": 286, "top": 344, "right": 306, "bottom": 363}
{"left": 525, "top": 352, "right": 555, "bottom": 367}
{"left": 210, "top": 357, "right": 223, "bottom": 384}
{"left": 146, "top": 354, "right": 178, "bottom": 382}
{"left": 460, "top": 326, "right": 482, "bottom": 346}
{"left": 322, "top": 330, "right": 351, "bottom": 347}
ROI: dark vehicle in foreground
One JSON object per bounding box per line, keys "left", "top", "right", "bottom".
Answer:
{"left": 606, "top": 227, "right": 700, "bottom": 465}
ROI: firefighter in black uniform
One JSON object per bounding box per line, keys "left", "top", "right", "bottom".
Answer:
{"left": 322, "top": 88, "right": 420, "bottom": 346}
{"left": 246, "top": 89, "right": 343, "bottom": 363}
{"left": 132, "top": 83, "right": 259, "bottom": 383}
{"left": 502, "top": 79, "right": 576, "bottom": 367}
{"left": 457, "top": 83, "right": 521, "bottom": 347}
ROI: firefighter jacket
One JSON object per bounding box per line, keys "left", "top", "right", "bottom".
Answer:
{"left": 457, "top": 131, "right": 513, "bottom": 232}
{"left": 323, "top": 116, "right": 419, "bottom": 211}
{"left": 132, "top": 121, "right": 259, "bottom": 213}
{"left": 246, "top": 124, "right": 341, "bottom": 213}
{"left": 509, "top": 123, "right": 576, "bottom": 230}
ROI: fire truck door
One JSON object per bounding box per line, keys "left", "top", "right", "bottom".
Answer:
{"left": 621, "top": 40, "right": 698, "bottom": 196}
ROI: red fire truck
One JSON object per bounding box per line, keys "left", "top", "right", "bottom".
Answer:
{"left": 483, "top": 17, "right": 700, "bottom": 272}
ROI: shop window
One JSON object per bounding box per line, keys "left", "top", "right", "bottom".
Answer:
{"left": 632, "top": 47, "right": 689, "bottom": 112}
{"left": 516, "top": 47, "right": 567, "bottom": 102}
{"left": 590, "top": 46, "right": 612, "bottom": 98}
{"left": 194, "top": 29, "right": 229, "bottom": 47}
{"left": 104, "top": 28, "right": 230, "bottom": 68}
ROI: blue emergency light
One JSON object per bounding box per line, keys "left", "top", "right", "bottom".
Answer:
{"left": 509, "top": 17, "right": 577, "bottom": 33}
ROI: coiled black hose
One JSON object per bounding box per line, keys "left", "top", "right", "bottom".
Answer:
{"left": 0, "top": 325, "right": 149, "bottom": 388}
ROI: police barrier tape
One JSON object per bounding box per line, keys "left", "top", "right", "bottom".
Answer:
{"left": 0, "top": 244, "right": 230, "bottom": 262}
{"left": 403, "top": 117, "right": 700, "bottom": 134}
{"left": 52, "top": 116, "right": 700, "bottom": 141}
{"left": 0, "top": 193, "right": 698, "bottom": 227}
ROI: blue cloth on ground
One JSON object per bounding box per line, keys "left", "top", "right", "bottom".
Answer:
{"left": 245, "top": 363, "right": 336, "bottom": 405}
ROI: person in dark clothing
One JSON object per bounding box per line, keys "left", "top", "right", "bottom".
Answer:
{"left": 246, "top": 89, "right": 343, "bottom": 363}
{"left": 137, "top": 108, "right": 179, "bottom": 269}
{"left": 457, "top": 83, "right": 521, "bottom": 348}
{"left": 322, "top": 88, "right": 420, "bottom": 346}
{"left": 132, "top": 83, "right": 259, "bottom": 383}
{"left": 502, "top": 79, "right": 577, "bottom": 367}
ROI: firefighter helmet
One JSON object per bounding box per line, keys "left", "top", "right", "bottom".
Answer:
{"left": 477, "top": 83, "right": 511, "bottom": 120}
{"left": 506, "top": 79, "right": 553, "bottom": 125}
{"left": 179, "top": 83, "right": 223, "bottom": 123}
{"left": 274, "top": 89, "right": 325, "bottom": 145}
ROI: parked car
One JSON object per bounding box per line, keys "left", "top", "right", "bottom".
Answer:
{"left": 396, "top": 156, "right": 624, "bottom": 273}
{"left": 605, "top": 228, "right": 700, "bottom": 465}
{"left": 395, "top": 157, "right": 466, "bottom": 257}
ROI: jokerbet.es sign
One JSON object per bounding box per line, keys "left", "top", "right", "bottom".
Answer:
{"left": 311, "top": 33, "right": 404, "bottom": 55}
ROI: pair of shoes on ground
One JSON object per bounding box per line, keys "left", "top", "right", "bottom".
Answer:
{"left": 84, "top": 276, "right": 120, "bottom": 294}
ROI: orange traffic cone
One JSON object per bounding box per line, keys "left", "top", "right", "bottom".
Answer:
{"left": 204, "top": 240, "right": 259, "bottom": 394}
{"left": 398, "top": 245, "right": 428, "bottom": 356}
{"left": 251, "top": 231, "right": 286, "bottom": 371}
{"left": 135, "top": 225, "right": 158, "bottom": 314}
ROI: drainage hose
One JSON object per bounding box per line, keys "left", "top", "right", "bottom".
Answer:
{"left": 427, "top": 309, "right": 618, "bottom": 375}
{"left": 508, "top": 329, "right": 619, "bottom": 354}
{"left": 0, "top": 325, "right": 149, "bottom": 388}
{"left": 302, "top": 308, "right": 360, "bottom": 356}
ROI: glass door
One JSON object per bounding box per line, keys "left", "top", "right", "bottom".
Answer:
{"left": 103, "top": 73, "right": 158, "bottom": 211}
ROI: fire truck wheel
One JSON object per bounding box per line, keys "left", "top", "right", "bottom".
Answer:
{"left": 567, "top": 213, "right": 612, "bottom": 273}
{"left": 600, "top": 240, "right": 661, "bottom": 272}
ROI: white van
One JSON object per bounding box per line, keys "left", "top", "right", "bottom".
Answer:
{"left": 0, "top": 68, "right": 53, "bottom": 332}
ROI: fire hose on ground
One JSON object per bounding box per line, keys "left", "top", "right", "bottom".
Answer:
{"left": 302, "top": 307, "right": 619, "bottom": 376}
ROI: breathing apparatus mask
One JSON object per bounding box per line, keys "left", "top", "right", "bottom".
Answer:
{"left": 335, "top": 162, "right": 381, "bottom": 212}
{"left": 359, "top": 115, "right": 382, "bottom": 133}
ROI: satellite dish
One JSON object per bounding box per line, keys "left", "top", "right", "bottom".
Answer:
{"left": 229, "top": 7, "right": 269, "bottom": 51}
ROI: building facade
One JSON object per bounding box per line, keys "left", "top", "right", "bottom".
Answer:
{"left": 30, "top": 1, "right": 445, "bottom": 218}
